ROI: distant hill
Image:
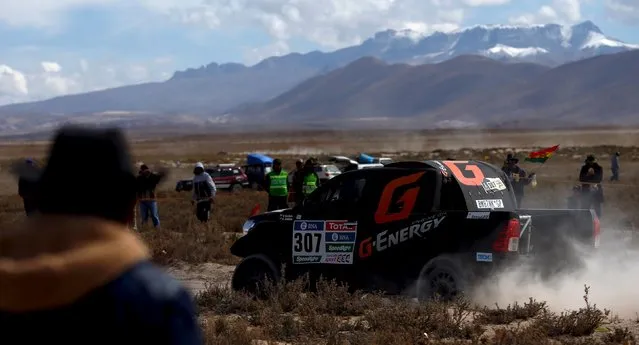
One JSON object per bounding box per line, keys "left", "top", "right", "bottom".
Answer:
{"left": 234, "top": 50, "right": 639, "bottom": 128}
{"left": 0, "top": 20, "right": 635, "bottom": 125}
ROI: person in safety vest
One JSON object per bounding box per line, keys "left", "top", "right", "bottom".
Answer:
{"left": 263, "top": 158, "right": 288, "bottom": 211}
{"left": 301, "top": 158, "right": 320, "bottom": 198}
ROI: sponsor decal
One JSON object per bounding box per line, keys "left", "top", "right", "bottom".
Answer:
{"left": 293, "top": 220, "right": 324, "bottom": 231}
{"left": 432, "top": 161, "right": 449, "bottom": 177}
{"left": 482, "top": 177, "right": 507, "bottom": 193}
{"left": 322, "top": 253, "right": 353, "bottom": 264}
{"left": 293, "top": 255, "right": 322, "bottom": 264}
{"left": 292, "top": 220, "right": 357, "bottom": 265}
{"left": 325, "top": 221, "right": 357, "bottom": 231}
{"left": 326, "top": 232, "right": 356, "bottom": 243}
{"left": 325, "top": 243, "right": 354, "bottom": 252}
{"left": 467, "top": 211, "right": 491, "bottom": 219}
{"left": 295, "top": 214, "right": 302, "bottom": 220}
{"left": 280, "top": 213, "right": 294, "bottom": 221}
{"left": 476, "top": 199, "right": 504, "bottom": 209}
{"left": 476, "top": 252, "right": 493, "bottom": 262}
{"left": 359, "top": 214, "right": 446, "bottom": 258}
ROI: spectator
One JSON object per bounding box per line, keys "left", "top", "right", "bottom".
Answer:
{"left": 192, "top": 162, "right": 216, "bottom": 223}
{"left": 263, "top": 158, "right": 289, "bottom": 211}
{"left": 579, "top": 154, "right": 603, "bottom": 217}
{"left": 301, "top": 159, "right": 321, "bottom": 198}
{"left": 501, "top": 156, "right": 534, "bottom": 208}
{"left": 17, "top": 158, "right": 38, "bottom": 217}
{"left": 610, "top": 152, "right": 620, "bottom": 181}
{"left": 136, "top": 164, "right": 166, "bottom": 228}
{"left": 0, "top": 125, "right": 202, "bottom": 344}
{"left": 289, "top": 159, "right": 304, "bottom": 206}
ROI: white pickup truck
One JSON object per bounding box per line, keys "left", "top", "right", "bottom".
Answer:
{"left": 328, "top": 155, "right": 385, "bottom": 171}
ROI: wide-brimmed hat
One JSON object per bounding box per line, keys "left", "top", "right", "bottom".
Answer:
{"left": 11, "top": 125, "right": 137, "bottom": 223}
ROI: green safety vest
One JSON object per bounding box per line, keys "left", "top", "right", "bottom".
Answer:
{"left": 268, "top": 170, "right": 288, "bottom": 197}
{"left": 303, "top": 173, "right": 318, "bottom": 196}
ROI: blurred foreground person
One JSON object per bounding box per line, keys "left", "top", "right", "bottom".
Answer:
{"left": 264, "top": 158, "right": 288, "bottom": 211}
{"left": 0, "top": 125, "right": 202, "bottom": 345}
{"left": 17, "top": 158, "right": 38, "bottom": 217}
{"left": 136, "top": 163, "right": 166, "bottom": 228}
{"left": 192, "top": 162, "right": 216, "bottom": 222}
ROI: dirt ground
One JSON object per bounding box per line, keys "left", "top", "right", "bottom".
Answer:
{"left": 1, "top": 128, "right": 638, "bottom": 344}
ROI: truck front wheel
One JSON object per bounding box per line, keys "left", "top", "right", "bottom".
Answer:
{"left": 231, "top": 254, "right": 281, "bottom": 298}
{"left": 416, "top": 255, "right": 468, "bottom": 302}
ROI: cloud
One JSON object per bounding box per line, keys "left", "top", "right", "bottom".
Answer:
{"left": 0, "top": 0, "right": 120, "bottom": 29}
{"left": 509, "top": 0, "right": 583, "bottom": 25}
{"left": 0, "top": 65, "right": 29, "bottom": 99}
{"left": 605, "top": 0, "right": 639, "bottom": 24}
{"left": 0, "top": 59, "right": 172, "bottom": 105}
{"left": 41, "top": 62, "right": 62, "bottom": 73}
{"left": 161, "top": 0, "right": 511, "bottom": 50}
{"left": 243, "top": 41, "right": 290, "bottom": 65}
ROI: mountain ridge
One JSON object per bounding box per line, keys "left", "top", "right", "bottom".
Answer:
{"left": 233, "top": 50, "right": 639, "bottom": 128}
{"left": 0, "top": 20, "right": 636, "bottom": 134}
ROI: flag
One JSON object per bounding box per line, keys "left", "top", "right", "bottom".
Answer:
{"left": 525, "top": 145, "right": 559, "bottom": 163}
{"left": 249, "top": 203, "right": 261, "bottom": 217}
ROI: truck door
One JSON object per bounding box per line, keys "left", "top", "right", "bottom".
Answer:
{"left": 292, "top": 175, "right": 366, "bottom": 265}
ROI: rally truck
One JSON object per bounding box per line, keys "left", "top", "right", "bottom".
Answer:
{"left": 229, "top": 160, "right": 600, "bottom": 300}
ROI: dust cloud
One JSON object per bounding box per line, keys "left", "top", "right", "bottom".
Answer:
{"left": 471, "top": 228, "right": 639, "bottom": 319}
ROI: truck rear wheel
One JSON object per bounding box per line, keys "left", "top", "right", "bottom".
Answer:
{"left": 416, "top": 255, "right": 468, "bottom": 302}
{"left": 231, "top": 254, "right": 280, "bottom": 298}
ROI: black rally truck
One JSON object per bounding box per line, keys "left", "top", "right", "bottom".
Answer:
{"left": 230, "top": 160, "right": 600, "bottom": 300}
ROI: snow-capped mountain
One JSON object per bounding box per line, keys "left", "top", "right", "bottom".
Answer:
{"left": 345, "top": 20, "right": 638, "bottom": 65}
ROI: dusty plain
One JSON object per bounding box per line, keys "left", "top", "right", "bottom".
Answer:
{"left": 1, "top": 128, "right": 638, "bottom": 344}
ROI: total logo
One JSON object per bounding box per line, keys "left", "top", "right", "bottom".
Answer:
{"left": 325, "top": 221, "right": 357, "bottom": 231}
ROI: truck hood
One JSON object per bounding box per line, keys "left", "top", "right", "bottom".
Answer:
{"left": 243, "top": 208, "right": 295, "bottom": 235}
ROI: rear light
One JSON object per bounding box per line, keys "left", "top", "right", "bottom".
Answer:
{"left": 493, "top": 218, "right": 520, "bottom": 252}
{"left": 592, "top": 214, "right": 600, "bottom": 248}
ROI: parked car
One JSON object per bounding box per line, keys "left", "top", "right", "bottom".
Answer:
{"left": 315, "top": 164, "right": 341, "bottom": 183}
{"left": 175, "top": 165, "right": 249, "bottom": 192}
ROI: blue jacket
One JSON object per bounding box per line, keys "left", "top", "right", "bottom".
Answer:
{"left": 0, "top": 215, "right": 202, "bottom": 345}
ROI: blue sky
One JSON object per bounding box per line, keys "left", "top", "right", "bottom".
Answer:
{"left": 0, "top": 0, "right": 637, "bottom": 104}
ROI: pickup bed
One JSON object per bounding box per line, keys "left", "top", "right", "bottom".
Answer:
{"left": 230, "top": 160, "right": 599, "bottom": 300}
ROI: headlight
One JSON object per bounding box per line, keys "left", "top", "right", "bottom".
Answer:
{"left": 242, "top": 219, "right": 256, "bottom": 234}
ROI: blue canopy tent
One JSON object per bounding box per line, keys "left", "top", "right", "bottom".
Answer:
{"left": 247, "top": 153, "right": 273, "bottom": 166}
{"left": 245, "top": 153, "right": 274, "bottom": 190}
{"left": 357, "top": 153, "right": 375, "bottom": 164}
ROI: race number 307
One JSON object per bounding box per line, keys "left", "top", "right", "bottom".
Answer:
{"left": 293, "top": 232, "right": 322, "bottom": 253}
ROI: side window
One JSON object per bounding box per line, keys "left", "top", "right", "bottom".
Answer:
{"left": 439, "top": 178, "right": 467, "bottom": 211}
{"left": 207, "top": 169, "right": 221, "bottom": 178}
{"left": 220, "top": 169, "right": 234, "bottom": 177}
{"left": 321, "top": 178, "right": 366, "bottom": 204}
{"left": 232, "top": 169, "right": 240, "bottom": 175}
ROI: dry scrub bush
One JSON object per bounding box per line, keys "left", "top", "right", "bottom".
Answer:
{"left": 477, "top": 298, "right": 548, "bottom": 325}
{"left": 192, "top": 276, "right": 633, "bottom": 345}
{"left": 533, "top": 286, "right": 608, "bottom": 337}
